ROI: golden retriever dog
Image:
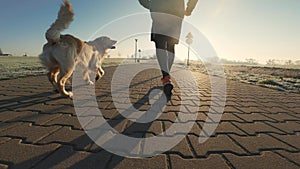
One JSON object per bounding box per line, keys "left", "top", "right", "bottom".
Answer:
{"left": 39, "top": 0, "right": 116, "bottom": 98}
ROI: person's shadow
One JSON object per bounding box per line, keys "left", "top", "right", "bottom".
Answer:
{"left": 13, "top": 86, "right": 169, "bottom": 169}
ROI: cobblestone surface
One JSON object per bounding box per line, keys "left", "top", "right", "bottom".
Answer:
{"left": 0, "top": 64, "right": 299, "bottom": 168}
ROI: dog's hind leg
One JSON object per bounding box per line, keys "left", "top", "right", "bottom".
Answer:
{"left": 57, "top": 66, "right": 74, "bottom": 98}
{"left": 48, "top": 67, "right": 60, "bottom": 93}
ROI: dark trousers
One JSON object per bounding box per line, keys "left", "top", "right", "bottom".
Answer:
{"left": 155, "top": 40, "right": 175, "bottom": 78}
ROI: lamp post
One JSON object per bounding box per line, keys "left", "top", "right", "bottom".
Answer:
{"left": 135, "top": 39, "right": 138, "bottom": 63}
{"left": 185, "top": 32, "right": 193, "bottom": 66}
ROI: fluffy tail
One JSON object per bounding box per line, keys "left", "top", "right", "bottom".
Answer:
{"left": 46, "top": 0, "right": 74, "bottom": 43}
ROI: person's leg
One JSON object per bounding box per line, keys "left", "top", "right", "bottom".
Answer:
{"left": 155, "top": 40, "right": 174, "bottom": 98}
{"left": 155, "top": 40, "right": 169, "bottom": 78}
{"left": 166, "top": 42, "right": 175, "bottom": 72}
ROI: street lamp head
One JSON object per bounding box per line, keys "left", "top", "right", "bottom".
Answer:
{"left": 186, "top": 32, "right": 193, "bottom": 39}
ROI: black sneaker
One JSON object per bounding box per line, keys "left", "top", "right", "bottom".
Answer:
{"left": 164, "top": 83, "right": 173, "bottom": 99}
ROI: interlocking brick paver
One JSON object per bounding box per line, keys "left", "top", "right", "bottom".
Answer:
{"left": 0, "top": 64, "right": 299, "bottom": 168}
{"left": 234, "top": 106, "right": 269, "bottom": 114}
{"left": 230, "top": 134, "right": 298, "bottom": 154}
{"left": 170, "top": 154, "right": 230, "bottom": 169}
{"left": 33, "top": 145, "right": 111, "bottom": 169}
{"left": 262, "top": 113, "right": 300, "bottom": 122}
{"left": 0, "top": 122, "right": 60, "bottom": 143}
{"left": 0, "top": 111, "right": 37, "bottom": 122}
{"left": 287, "top": 107, "right": 300, "bottom": 114}
{"left": 265, "top": 121, "right": 300, "bottom": 134}
{"left": 14, "top": 103, "right": 73, "bottom": 114}
{"left": 259, "top": 106, "right": 295, "bottom": 114}
{"left": 188, "top": 135, "right": 247, "bottom": 157}
{"left": 198, "top": 105, "right": 210, "bottom": 112}
{"left": 224, "top": 151, "right": 299, "bottom": 169}
{"left": 167, "top": 137, "right": 194, "bottom": 158}
{"left": 231, "top": 121, "right": 286, "bottom": 135}
{"left": 123, "top": 120, "right": 163, "bottom": 137}
{"left": 219, "top": 113, "right": 246, "bottom": 122}
{"left": 163, "top": 121, "right": 201, "bottom": 137}
{"left": 19, "top": 113, "right": 62, "bottom": 125}
{"left": 38, "top": 127, "right": 93, "bottom": 151}
{"left": 233, "top": 113, "right": 277, "bottom": 123}
{"left": 270, "top": 133, "right": 300, "bottom": 149}
{"left": 0, "top": 139, "right": 59, "bottom": 169}
{"left": 110, "top": 154, "right": 167, "bottom": 169}
{"left": 275, "top": 150, "right": 300, "bottom": 166}
{"left": 44, "top": 114, "right": 82, "bottom": 129}
{"left": 0, "top": 137, "right": 11, "bottom": 145}
{"left": 223, "top": 106, "right": 243, "bottom": 113}
{"left": 158, "top": 112, "right": 177, "bottom": 122}
{"left": 199, "top": 122, "right": 247, "bottom": 136}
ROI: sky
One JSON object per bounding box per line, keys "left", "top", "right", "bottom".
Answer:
{"left": 0, "top": 0, "right": 299, "bottom": 64}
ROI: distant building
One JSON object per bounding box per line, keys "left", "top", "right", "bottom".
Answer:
{"left": 0, "top": 48, "right": 12, "bottom": 56}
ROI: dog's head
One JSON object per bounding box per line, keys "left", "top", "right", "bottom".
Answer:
{"left": 88, "top": 36, "right": 117, "bottom": 54}
{"left": 87, "top": 36, "right": 117, "bottom": 81}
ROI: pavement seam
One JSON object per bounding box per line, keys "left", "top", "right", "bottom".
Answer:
{"left": 226, "top": 135, "right": 252, "bottom": 155}
{"left": 264, "top": 121, "right": 298, "bottom": 135}
{"left": 0, "top": 137, "right": 11, "bottom": 146}
{"left": 29, "top": 145, "right": 62, "bottom": 169}
{"left": 273, "top": 151, "right": 300, "bottom": 167}
{"left": 105, "top": 155, "right": 114, "bottom": 169}
{"left": 221, "top": 154, "right": 236, "bottom": 169}
{"left": 185, "top": 136, "right": 198, "bottom": 158}
{"left": 0, "top": 122, "right": 23, "bottom": 132}
{"left": 267, "top": 133, "right": 299, "bottom": 151}
{"left": 166, "top": 154, "right": 172, "bottom": 169}
{"left": 230, "top": 121, "right": 285, "bottom": 136}
{"left": 32, "top": 126, "right": 63, "bottom": 144}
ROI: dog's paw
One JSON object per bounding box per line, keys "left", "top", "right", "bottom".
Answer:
{"left": 87, "top": 81, "right": 94, "bottom": 85}
{"left": 60, "top": 92, "right": 73, "bottom": 99}
{"left": 68, "top": 92, "right": 73, "bottom": 99}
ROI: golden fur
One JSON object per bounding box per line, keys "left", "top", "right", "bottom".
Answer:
{"left": 39, "top": 0, "right": 116, "bottom": 98}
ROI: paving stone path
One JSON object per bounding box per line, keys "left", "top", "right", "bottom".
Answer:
{"left": 0, "top": 64, "right": 299, "bottom": 169}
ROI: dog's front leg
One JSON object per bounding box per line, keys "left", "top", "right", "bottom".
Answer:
{"left": 95, "top": 67, "right": 105, "bottom": 81}
{"left": 83, "top": 69, "right": 94, "bottom": 85}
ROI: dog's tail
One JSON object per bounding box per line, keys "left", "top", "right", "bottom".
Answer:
{"left": 46, "top": 0, "right": 74, "bottom": 43}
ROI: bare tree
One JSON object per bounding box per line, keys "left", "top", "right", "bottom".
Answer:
{"left": 245, "top": 58, "right": 258, "bottom": 65}
{"left": 285, "top": 60, "right": 293, "bottom": 66}
{"left": 266, "top": 59, "right": 276, "bottom": 66}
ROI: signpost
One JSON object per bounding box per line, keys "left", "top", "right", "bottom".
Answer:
{"left": 185, "top": 32, "right": 193, "bottom": 66}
